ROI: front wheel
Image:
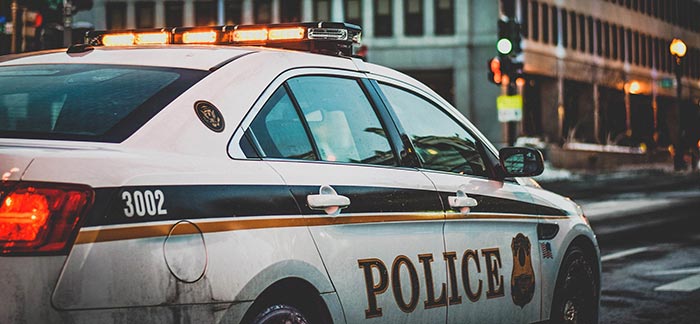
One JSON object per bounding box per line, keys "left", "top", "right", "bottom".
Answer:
{"left": 550, "top": 245, "right": 599, "bottom": 324}
{"left": 252, "top": 304, "right": 310, "bottom": 324}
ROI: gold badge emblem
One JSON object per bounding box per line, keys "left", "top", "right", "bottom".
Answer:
{"left": 195, "top": 101, "right": 225, "bottom": 132}
{"left": 511, "top": 233, "right": 535, "bottom": 307}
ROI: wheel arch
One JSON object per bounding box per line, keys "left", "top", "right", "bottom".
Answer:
{"left": 239, "top": 277, "right": 334, "bottom": 324}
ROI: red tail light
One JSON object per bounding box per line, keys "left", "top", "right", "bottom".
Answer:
{"left": 0, "top": 182, "right": 93, "bottom": 255}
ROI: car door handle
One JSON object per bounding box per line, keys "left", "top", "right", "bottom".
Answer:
{"left": 448, "top": 189, "right": 478, "bottom": 214}
{"left": 307, "top": 185, "right": 350, "bottom": 215}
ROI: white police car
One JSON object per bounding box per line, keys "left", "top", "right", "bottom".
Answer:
{"left": 0, "top": 22, "right": 599, "bottom": 324}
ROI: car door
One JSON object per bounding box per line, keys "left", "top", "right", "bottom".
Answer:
{"left": 375, "top": 81, "right": 544, "bottom": 323}
{"left": 233, "top": 70, "right": 448, "bottom": 323}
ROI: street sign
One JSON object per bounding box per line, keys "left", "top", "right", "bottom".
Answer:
{"left": 497, "top": 94, "right": 523, "bottom": 122}
{"left": 4, "top": 22, "right": 12, "bottom": 35}
{"left": 658, "top": 78, "right": 674, "bottom": 89}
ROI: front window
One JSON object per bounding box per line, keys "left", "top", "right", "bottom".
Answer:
{"left": 0, "top": 64, "right": 206, "bottom": 142}
{"left": 379, "top": 84, "right": 488, "bottom": 176}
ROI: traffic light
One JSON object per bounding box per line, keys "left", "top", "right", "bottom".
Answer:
{"left": 23, "top": 10, "right": 43, "bottom": 38}
{"left": 497, "top": 19, "right": 521, "bottom": 57}
{"left": 488, "top": 57, "right": 502, "bottom": 85}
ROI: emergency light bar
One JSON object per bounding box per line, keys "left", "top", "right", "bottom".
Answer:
{"left": 84, "top": 22, "right": 362, "bottom": 57}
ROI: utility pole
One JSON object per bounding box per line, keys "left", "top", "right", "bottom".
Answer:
{"left": 10, "top": 0, "right": 17, "bottom": 53}
{"left": 63, "top": 0, "right": 72, "bottom": 46}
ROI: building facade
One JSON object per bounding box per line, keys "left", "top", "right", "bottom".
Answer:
{"left": 520, "top": 0, "right": 700, "bottom": 152}
{"left": 71, "top": 0, "right": 700, "bottom": 149}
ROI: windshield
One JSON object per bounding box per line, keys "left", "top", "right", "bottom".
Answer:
{"left": 0, "top": 64, "right": 207, "bottom": 142}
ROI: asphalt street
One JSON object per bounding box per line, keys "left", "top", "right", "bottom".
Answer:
{"left": 541, "top": 171, "right": 700, "bottom": 324}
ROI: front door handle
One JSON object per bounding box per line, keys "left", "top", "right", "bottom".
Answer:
{"left": 448, "top": 189, "right": 478, "bottom": 214}
{"left": 307, "top": 185, "right": 350, "bottom": 215}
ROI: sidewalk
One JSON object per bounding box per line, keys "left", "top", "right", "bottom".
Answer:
{"left": 536, "top": 166, "right": 700, "bottom": 237}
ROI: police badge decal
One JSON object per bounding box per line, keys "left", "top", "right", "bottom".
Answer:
{"left": 511, "top": 233, "right": 535, "bottom": 307}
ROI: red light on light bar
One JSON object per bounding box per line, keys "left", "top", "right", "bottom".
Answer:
{"left": 0, "top": 183, "right": 93, "bottom": 254}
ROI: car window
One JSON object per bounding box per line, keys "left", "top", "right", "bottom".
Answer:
{"left": 286, "top": 76, "right": 396, "bottom": 166}
{"left": 249, "top": 87, "right": 317, "bottom": 160}
{"left": 0, "top": 64, "right": 206, "bottom": 142}
{"left": 379, "top": 83, "right": 488, "bottom": 177}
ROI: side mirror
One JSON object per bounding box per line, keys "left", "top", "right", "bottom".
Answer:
{"left": 499, "top": 147, "right": 544, "bottom": 177}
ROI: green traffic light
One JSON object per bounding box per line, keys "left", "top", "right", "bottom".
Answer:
{"left": 497, "top": 38, "right": 513, "bottom": 55}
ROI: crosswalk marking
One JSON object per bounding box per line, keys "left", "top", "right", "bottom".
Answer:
{"left": 601, "top": 247, "right": 650, "bottom": 262}
{"left": 650, "top": 267, "right": 700, "bottom": 276}
{"left": 654, "top": 273, "right": 700, "bottom": 292}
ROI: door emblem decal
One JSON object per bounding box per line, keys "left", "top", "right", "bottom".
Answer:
{"left": 194, "top": 101, "right": 225, "bottom": 132}
{"left": 511, "top": 233, "right": 535, "bottom": 307}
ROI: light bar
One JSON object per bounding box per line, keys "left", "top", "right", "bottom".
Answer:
{"left": 84, "top": 22, "right": 362, "bottom": 57}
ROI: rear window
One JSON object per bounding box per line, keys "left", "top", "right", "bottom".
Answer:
{"left": 0, "top": 64, "right": 207, "bottom": 142}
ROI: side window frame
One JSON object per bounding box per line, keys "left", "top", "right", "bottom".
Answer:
{"left": 229, "top": 68, "right": 409, "bottom": 169}
{"left": 370, "top": 78, "right": 500, "bottom": 180}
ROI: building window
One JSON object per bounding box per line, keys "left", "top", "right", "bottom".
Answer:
{"left": 254, "top": 0, "right": 272, "bottom": 24}
{"left": 135, "top": 2, "right": 155, "bottom": 28}
{"left": 434, "top": 0, "right": 454, "bottom": 35}
{"left": 224, "top": 0, "right": 243, "bottom": 25}
{"left": 520, "top": 0, "right": 528, "bottom": 38}
{"left": 625, "top": 28, "right": 632, "bottom": 63}
{"left": 344, "top": 0, "right": 363, "bottom": 27}
{"left": 541, "top": 3, "right": 549, "bottom": 44}
{"left": 195, "top": 0, "right": 217, "bottom": 26}
{"left": 530, "top": 1, "right": 539, "bottom": 41}
{"left": 314, "top": 0, "right": 331, "bottom": 21}
{"left": 106, "top": 2, "right": 127, "bottom": 30}
{"left": 280, "top": 0, "right": 302, "bottom": 23}
{"left": 633, "top": 31, "right": 639, "bottom": 65}
{"left": 611, "top": 24, "right": 618, "bottom": 60}
{"left": 595, "top": 19, "right": 602, "bottom": 56}
{"left": 569, "top": 11, "right": 576, "bottom": 50}
{"left": 561, "top": 9, "right": 568, "bottom": 48}
{"left": 603, "top": 22, "right": 610, "bottom": 58}
{"left": 374, "top": 0, "right": 392, "bottom": 36}
{"left": 165, "top": 1, "right": 183, "bottom": 27}
{"left": 578, "top": 14, "right": 585, "bottom": 52}
{"left": 640, "top": 33, "right": 647, "bottom": 67}
{"left": 587, "top": 16, "right": 594, "bottom": 54}
{"left": 551, "top": 5, "right": 558, "bottom": 45}
{"left": 404, "top": 0, "right": 423, "bottom": 36}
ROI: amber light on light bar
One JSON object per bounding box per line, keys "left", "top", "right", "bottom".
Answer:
{"left": 102, "top": 33, "right": 136, "bottom": 46}
{"left": 182, "top": 30, "right": 219, "bottom": 44}
{"left": 135, "top": 32, "right": 170, "bottom": 45}
{"left": 233, "top": 29, "right": 268, "bottom": 42}
{"left": 268, "top": 27, "right": 305, "bottom": 41}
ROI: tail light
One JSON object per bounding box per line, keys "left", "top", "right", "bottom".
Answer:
{"left": 0, "top": 182, "right": 93, "bottom": 255}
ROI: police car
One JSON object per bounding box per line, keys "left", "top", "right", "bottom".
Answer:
{"left": 0, "top": 22, "right": 600, "bottom": 324}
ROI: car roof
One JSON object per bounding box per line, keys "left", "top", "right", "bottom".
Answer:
{"left": 0, "top": 46, "right": 256, "bottom": 71}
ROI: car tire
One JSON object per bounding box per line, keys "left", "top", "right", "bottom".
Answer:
{"left": 252, "top": 304, "right": 310, "bottom": 324}
{"left": 550, "top": 244, "right": 599, "bottom": 324}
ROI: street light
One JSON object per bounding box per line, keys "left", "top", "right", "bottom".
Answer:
{"left": 670, "top": 38, "right": 687, "bottom": 170}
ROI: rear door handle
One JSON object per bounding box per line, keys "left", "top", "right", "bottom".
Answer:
{"left": 307, "top": 185, "right": 350, "bottom": 215}
{"left": 448, "top": 188, "right": 478, "bottom": 214}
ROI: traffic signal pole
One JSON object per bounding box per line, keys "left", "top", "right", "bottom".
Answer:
{"left": 10, "top": 0, "right": 17, "bottom": 53}
{"left": 63, "top": 0, "right": 72, "bottom": 46}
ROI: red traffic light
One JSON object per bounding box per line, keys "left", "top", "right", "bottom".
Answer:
{"left": 488, "top": 57, "right": 502, "bottom": 84}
